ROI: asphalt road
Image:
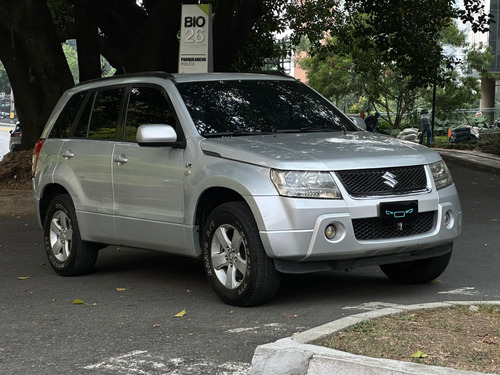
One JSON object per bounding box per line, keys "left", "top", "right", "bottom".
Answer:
{"left": 0, "top": 161, "right": 499, "bottom": 374}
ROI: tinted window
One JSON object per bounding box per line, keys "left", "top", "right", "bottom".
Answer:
{"left": 72, "top": 88, "right": 124, "bottom": 139}
{"left": 87, "top": 88, "right": 124, "bottom": 139}
{"left": 51, "top": 92, "right": 87, "bottom": 138}
{"left": 73, "top": 92, "right": 95, "bottom": 138}
{"left": 176, "top": 80, "right": 356, "bottom": 137}
{"left": 125, "top": 87, "right": 177, "bottom": 142}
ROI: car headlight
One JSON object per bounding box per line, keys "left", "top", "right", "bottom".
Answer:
{"left": 270, "top": 169, "right": 342, "bottom": 199}
{"left": 430, "top": 160, "right": 453, "bottom": 190}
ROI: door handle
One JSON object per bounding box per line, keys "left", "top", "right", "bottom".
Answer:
{"left": 113, "top": 153, "right": 128, "bottom": 165}
{"left": 61, "top": 150, "right": 74, "bottom": 159}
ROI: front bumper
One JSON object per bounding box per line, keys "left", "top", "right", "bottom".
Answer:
{"left": 251, "top": 184, "right": 462, "bottom": 264}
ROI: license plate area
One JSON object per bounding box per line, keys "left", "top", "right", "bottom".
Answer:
{"left": 380, "top": 201, "right": 418, "bottom": 227}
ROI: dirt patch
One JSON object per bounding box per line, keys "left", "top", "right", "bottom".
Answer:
{"left": 0, "top": 150, "right": 32, "bottom": 190}
{"left": 314, "top": 304, "right": 500, "bottom": 374}
{"left": 0, "top": 150, "right": 35, "bottom": 215}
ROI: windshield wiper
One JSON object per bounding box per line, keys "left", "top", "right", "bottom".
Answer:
{"left": 202, "top": 130, "right": 273, "bottom": 138}
{"left": 274, "top": 127, "right": 339, "bottom": 133}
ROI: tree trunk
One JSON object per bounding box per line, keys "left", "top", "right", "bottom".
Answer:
{"left": 75, "top": 0, "right": 101, "bottom": 82}
{"left": 213, "top": 0, "right": 264, "bottom": 71}
{"left": 0, "top": 0, "right": 74, "bottom": 150}
{"left": 122, "top": 0, "right": 183, "bottom": 73}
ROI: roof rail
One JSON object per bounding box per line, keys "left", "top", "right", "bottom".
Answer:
{"left": 76, "top": 71, "right": 174, "bottom": 86}
{"left": 254, "top": 70, "right": 294, "bottom": 79}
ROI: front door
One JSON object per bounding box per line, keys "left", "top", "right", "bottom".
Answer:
{"left": 112, "top": 85, "right": 186, "bottom": 253}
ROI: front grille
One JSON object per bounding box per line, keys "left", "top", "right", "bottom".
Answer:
{"left": 352, "top": 211, "right": 436, "bottom": 240}
{"left": 336, "top": 166, "right": 428, "bottom": 197}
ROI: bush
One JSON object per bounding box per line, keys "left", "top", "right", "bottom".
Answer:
{"left": 376, "top": 120, "right": 391, "bottom": 135}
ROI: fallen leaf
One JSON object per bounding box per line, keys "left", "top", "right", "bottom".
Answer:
{"left": 17, "top": 276, "right": 30, "bottom": 280}
{"left": 411, "top": 350, "right": 428, "bottom": 358}
{"left": 72, "top": 299, "right": 85, "bottom": 305}
{"left": 174, "top": 309, "right": 186, "bottom": 318}
{"left": 153, "top": 323, "right": 160, "bottom": 328}
{"left": 116, "top": 288, "right": 127, "bottom": 291}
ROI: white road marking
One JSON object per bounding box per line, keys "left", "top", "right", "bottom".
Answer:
{"left": 83, "top": 350, "right": 251, "bottom": 374}
{"left": 342, "top": 302, "right": 404, "bottom": 311}
{"left": 438, "top": 287, "right": 478, "bottom": 296}
{"left": 224, "top": 322, "right": 303, "bottom": 334}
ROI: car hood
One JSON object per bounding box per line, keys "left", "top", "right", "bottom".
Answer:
{"left": 200, "top": 132, "right": 442, "bottom": 170}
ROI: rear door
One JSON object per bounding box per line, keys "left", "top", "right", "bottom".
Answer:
{"left": 112, "top": 85, "right": 186, "bottom": 253}
{"left": 55, "top": 87, "right": 124, "bottom": 243}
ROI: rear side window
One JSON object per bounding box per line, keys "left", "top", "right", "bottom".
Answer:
{"left": 125, "top": 86, "right": 177, "bottom": 142}
{"left": 88, "top": 88, "right": 124, "bottom": 139}
{"left": 73, "top": 88, "right": 124, "bottom": 139}
{"left": 50, "top": 92, "right": 87, "bottom": 138}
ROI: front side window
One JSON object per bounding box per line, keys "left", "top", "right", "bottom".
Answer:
{"left": 125, "top": 86, "right": 177, "bottom": 142}
{"left": 176, "top": 79, "right": 357, "bottom": 137}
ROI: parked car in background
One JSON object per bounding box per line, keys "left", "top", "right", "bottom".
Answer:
{"left": 9, "top": 122, "right": 21, "bottom": 152}
{"left": 32, "top": 72, "right": 462, "bottom": 306}
{"left": 350, "top": 116, "right": 367, "bottom": 130}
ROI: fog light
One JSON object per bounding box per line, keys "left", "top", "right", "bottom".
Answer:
{"left": 444, "top": 210, "right": 452, "bottom": 227}
{"left": 325, "top": 224, "right": 336, "bottom": 240}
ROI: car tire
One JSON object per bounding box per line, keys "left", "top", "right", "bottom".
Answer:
{"left": 43, "top": 194, "right": 99, "bottom": 276}
{"left": 202, "top": 201, "right": 281, "bottom": 306}
{"left": 379, "top": 243, "right": 453, "bottom": 284}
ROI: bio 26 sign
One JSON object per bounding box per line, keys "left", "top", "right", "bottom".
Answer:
{"left": 184, "top": 15, "right": 206, "bottom": 42}
{"left": 178, "top": 4, "right": 213, "bottom": 74}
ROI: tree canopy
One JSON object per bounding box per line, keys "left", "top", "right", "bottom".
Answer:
{"left": 0, "top": 0, "right": 492, "bottom": 150}
{"left": 301, "top": 20, "right": 492, "bottom": 130}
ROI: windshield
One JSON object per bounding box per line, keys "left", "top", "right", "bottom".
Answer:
{"left": 175, "top": 79, "right": 358, "bottom": 137}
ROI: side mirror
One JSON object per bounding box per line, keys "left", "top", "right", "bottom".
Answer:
{"left": 136, "top": 124, "right": 177, "bottom": 145}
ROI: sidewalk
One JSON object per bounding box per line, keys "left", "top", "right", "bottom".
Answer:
{"left": 437, "top": 148, "right": 500, "bottom": 174}
{"left": 251, "top": 149, "right": 500, "bottom": 375}
{"left": 252, "top": 301, "right": 500, "bottom": 375}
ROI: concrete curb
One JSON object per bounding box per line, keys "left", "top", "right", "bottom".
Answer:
{"left": 437, "top": 149, "right": 500, "bottom": 175}
{"left": 251, "top": 301, "right": 500, "bottom": 375}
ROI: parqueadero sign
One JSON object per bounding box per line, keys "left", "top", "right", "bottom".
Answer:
{"left": 178, "top": 4, "right": 213, "bottom": 74}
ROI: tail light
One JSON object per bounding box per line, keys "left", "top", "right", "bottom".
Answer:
{"left": 32, "top": 138, "right": 46, "bottom": 178}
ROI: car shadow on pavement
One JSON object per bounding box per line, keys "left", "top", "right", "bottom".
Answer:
{"left": 274, "top": 268, "right": 443, "bottom": 306}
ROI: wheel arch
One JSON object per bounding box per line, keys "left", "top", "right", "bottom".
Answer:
{"left": 38, "top": 183, "right": 70, "bottom": 224}
{"left": 194, "top": 187, "right": 248, "bottom": 246}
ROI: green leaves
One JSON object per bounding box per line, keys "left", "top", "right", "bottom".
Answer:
{"left": 411, "top": 350, "right": 428, "bottom": 358}
{"left": 174, "top": 309, "right": 186, "bottom": 318}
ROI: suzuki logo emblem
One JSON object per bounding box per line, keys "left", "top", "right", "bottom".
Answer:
{"left": 382, "top": 171, "right": 398, "bottom": 188}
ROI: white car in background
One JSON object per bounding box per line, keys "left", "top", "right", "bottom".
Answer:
{"left": 9, "top": 122, "right": 21, "bottom": 152}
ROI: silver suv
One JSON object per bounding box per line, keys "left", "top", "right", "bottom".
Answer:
{"left": 32, "top": 72, "right": 462, "bottom": 306}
